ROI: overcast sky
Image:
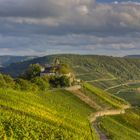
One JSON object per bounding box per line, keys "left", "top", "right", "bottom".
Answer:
{"left": 0, "top": 0, "right": 140, "bottom": 56}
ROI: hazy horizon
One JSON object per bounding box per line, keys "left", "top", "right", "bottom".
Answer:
{"left": 0, "top": 53, "right": 139, "bottom": 58}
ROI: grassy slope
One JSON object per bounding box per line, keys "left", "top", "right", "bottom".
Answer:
{"left": 0, "top": 81, "right": 139, "bottom": 140}
{"left": 108, "top": 82, "right": 140, "bottom": 106}
{"left": 82, "top": 82, "right": 140, "bottom": 140}
{"left": 0, "top": 88, "right": 99, "bottom": 140}
{"left": 81, "top": 82, "right": 140, "bottom": 140}
{"left": 81, "top": 81, "right": 140, "bottom": 140}
{"left": 83, "top": 83, "right": 128, "bottom": 109}
{"left": 99, "top": 109, "right": 140, "bottom": 140}
{"left": 0, "top": 81, "right": 130, "bottom": 140}
{"left": 82, "top": 83, "right": 140, "bottom": 140}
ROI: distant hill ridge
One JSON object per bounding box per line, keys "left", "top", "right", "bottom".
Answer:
{"left": 124, "top": 55, "right": 140, "bottom": 58}
{"left": 1, "top": 54, "right": 140, "bottom": 80}
{"left": 0, "top": 55, "right": 37, "bottom": 67}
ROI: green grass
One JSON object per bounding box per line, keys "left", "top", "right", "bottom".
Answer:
{"left": 81, "top": 87, "right": 113, "bottom": 110}
{"left": 83, "top": 83, "right": 128, "bottom": 109}
{"left": 0, "top": 88, "right": 99, "bottom": 140}
{"left": 99, "top": 109, "right": 140, "bottom": 140}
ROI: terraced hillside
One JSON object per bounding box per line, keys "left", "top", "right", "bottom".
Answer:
{"left": 79, "top": 83, "right": 140, "bottom": 140}
{"left": 88, "top": 79, "right": 123, "bottom": 90}
{"left": 83, "top": 83, "right": 128, "bottom": 109}
{"left": 1, "top": 54, "right": 140, "bottom": 139}
{"left": 1, "top": 78, "right": 140, "bottom": 140}
{"left": 66, "top": 84, "right": 132, "bottom": 140}
{"left": 99, "top": 108, "right": 140, "bottom": 140}
{"left": 0, "top": 76, "right": 132, "bottom": 140}
{"left": 0, "top": 88, "right": 98, "bottom": 140}
{"left": 82, "top": 81, "right": 140, "bottom": 139}
{"left": 104, "top": 81, "right": 140, "bottom": 106}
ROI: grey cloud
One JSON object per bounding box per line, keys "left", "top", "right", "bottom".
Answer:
{"left": 0, "top": 0, "right": 64, "bottom": 18}
{"left": 0, "top": 0, "right": 140, "bottom": 56}
{"left": 0, "top": 0, "right": 140, "bottom": 35}
{"left": 0, "top": 33, "right": 139, "bottom": 56}
{"left": 0, "top": 0, "right": 95, "bottom": 18}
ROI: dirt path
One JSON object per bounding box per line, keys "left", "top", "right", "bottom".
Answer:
{"left": 66, "top": 85, "right": 130, "bottom": 140}
{"left": 89, "top": 107, "right": 129, "bottom": 123}
{"left": 66, "top": 86, "right": 102, "bottom": 110}
{"left": 94, "top": 122, "right": 108, "bottom": 140}
{"left": 86, "top": 78, "right": 117, "bottom": 83}
{"left": 104, "top": 80, "right": 140, "bottom": 91}
{"left": 89, "top": 104, "right": 130, "bottom": 140}
{"left": 75, "top": 72, "right": 97, "bottom": 76}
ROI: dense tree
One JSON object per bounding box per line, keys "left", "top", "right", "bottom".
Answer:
{"left": 22, "top": 64, "right": 42, "bottom": 80}
{"left": 49, "top": 76, "right": 70, "bottom": 88}
{"left": 58, "top": 64, "right": 71, "bottom": 74}
{"left": 59, "top": 76, "right": 70, "bottom": 87}
{"left": 31, "top": 77, "right": 50, "bottom": 91}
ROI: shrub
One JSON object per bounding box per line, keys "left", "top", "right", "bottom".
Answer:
{"left": 0, "top": 74, "right": 7, "bottom": 88}
{"left": 15, "top": 78, "right": 38, "bottom": 92}
{"left": 58, "top": 64, "right": 71, "bottom": 74}
{"left": 31, "top": 77, "right": 50, "bottom": 91}
{"left": 0, "top": 74, "right": 15, "bottom": 89}
{"left": 3, "top": 74, "right": 15, "bottom": 88}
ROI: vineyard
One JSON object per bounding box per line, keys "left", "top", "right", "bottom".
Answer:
{"left": 1, "top": 54, "right": 140, "bottom": 139}
{"left": 99, "top": 108, "right": 140, "bottom": 140}
{"left": 0, "top": 88, "right": 99, "bottom": 140}
{"left": 83, "top": 83, "right": 128, "bottom": 109}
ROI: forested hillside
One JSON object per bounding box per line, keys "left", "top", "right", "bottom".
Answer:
{"left": 1, "top": 54, "right": 140, "bottom": 80}
{"left": 124, "top": 55, "right": 140, "bottom": 58}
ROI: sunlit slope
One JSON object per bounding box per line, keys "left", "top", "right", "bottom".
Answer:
{"left": 0, "top": 88, "right": 99, "bottom": 140}
{"left": 83, "top": 83, "right": 128, "bottom": 109}
{"left": 99, "top": 108, "right": 140, "bottom": 140}
{"left": 107, "top": 82, "right": 140, "bottom": 106}
{"left": 80, "top": 83, "right": 140, "bottom": 140}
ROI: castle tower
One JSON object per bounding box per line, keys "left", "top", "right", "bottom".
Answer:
{"left": 54, "top": 58, "right": 60, "bottom": 65}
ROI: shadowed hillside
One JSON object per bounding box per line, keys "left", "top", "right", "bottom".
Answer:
{"left": 0, "top": 55, "right": 36, "bottom": 67}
